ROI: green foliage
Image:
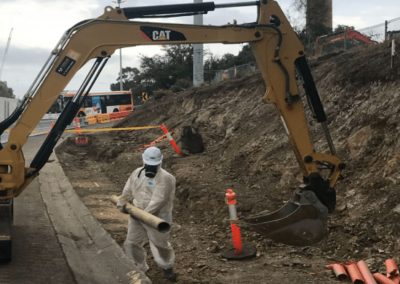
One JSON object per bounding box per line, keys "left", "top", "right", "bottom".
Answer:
{"left": 204, "top": 44, "right": 254, "bottom": 81}
{"left": 140, "top": 45, "right": 193, "bottom": 89}
{"left": 110, "top": 67, "right": 141, "bottom": 91}
{"left": 0, "top": 81, "right": 15, "bottom": 98}
{"left": 110, "top": 45, "right": 193, "bottom": 102}
{"left": 334, "top": 25, "right": 354, "bottom": 33}
{"left": 110, "top": 44, "right": 255, "bottom": 97}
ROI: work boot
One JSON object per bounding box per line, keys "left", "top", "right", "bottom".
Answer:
{"left": 163, "top": 268, "right": 177, "bottom": 282}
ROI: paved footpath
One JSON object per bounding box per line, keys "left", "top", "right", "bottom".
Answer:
{"left": 0, "top": 136, "right": 150, "bottom": 284}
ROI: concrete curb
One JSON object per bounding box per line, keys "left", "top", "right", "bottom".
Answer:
{"left": 38, "top": 154, "right": 151, "bottom": 284}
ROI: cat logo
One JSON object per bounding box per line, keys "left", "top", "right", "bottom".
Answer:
{"left": 152, "top": 30, "right": 171, "bottom": 41}
{"left": 140, "top": 26, "right": 187, "bottom": 41}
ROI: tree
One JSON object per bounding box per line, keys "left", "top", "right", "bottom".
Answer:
{"left": 306, "top": 0, "right": 332, "bottom": 40}
{"left": 0, "top": 81, "right": 15, "bottom": 98}
{"left": 110, "top": 45, "right": 194, "bottom": 102}
{"left": 290, "top": 0, "right": 332, "bottom": 48}
{"left": 334, "top": 25, "right": 354, "bottom": 33}
{"left": 110, "top": 44, "right": 256, "bottom": 93}
{"left": 140, "top": 45, "right": 193, "bottom": 89}
{"left": 110, "top": 67, "right": 141, "bottom": 91}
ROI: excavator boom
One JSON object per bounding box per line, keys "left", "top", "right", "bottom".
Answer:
{"left": 0, "top": 0, "right": 343, "bottom": 261}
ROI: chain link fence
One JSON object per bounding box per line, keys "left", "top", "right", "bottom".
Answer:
{"left": 306, "top": 16, "right": 400, "bottom": 56}
{"left": 207, "top": 17, "right": 400, "bottom": 83}
{"left": 359, "top": 16, "right": 400, "bottom": 42}
{"left": 206, "top": 63, "right": 257, "bottom": 83}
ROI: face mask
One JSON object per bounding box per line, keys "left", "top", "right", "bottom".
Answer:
{"left": 144, "top": 164, "right": 158, "bottom": 178}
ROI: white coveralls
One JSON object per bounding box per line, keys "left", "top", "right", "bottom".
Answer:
{"left": 117, "top": 166, "right": 176, "bottom": 272}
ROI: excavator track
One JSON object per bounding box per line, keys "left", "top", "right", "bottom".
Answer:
{"left": 0, "top": 200, "right": 12, "bottom": 263}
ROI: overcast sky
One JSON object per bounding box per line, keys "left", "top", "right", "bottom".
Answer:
{"left": 0, "top": 0, "right": 399, "bottom": 98}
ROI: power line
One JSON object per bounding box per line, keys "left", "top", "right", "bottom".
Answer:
{"left": 0, "top": 28, "right": 13, "bottom": 82}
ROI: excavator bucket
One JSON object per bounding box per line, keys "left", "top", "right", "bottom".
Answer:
{"left": 244, "top": 190, "right": 329, "bottom": 246}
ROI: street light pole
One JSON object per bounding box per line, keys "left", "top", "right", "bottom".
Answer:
{"left": 193, "top": 0, "right": 204, "bottom": 87}
{"left": 119, "top": 47, "right": 123, "bottom": 91}
{"left": 115, "top": 0, "right": 124, "bottom": 90}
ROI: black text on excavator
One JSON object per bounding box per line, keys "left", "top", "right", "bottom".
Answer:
{"left": 0, "top": 0, "right": 344, "bottom": 262}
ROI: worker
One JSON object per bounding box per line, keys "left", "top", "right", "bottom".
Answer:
{"left": 117, "top": 146, "right": 177, "bottom": 281}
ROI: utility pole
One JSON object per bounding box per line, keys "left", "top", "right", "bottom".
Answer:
{"left": 193, "top": 0, "right": 204, "bottom": 87}
{"left": 0, "top": 28, "right": 13, "bottom": 82}
{"left": 114, "top": 0, "right": 125, "bottom": 90}
{"left": 385, "top": 20, "right": 388, "bottom": 41}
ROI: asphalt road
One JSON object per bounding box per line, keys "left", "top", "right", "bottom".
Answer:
{"left": 0, "top": 124, "right": 149, "bottom": 284}
{"left": 0, "top": 135, "right": 76, "bottom": 284}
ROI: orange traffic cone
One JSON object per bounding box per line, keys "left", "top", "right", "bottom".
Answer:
{"left": 221, "top": 188, "right": 256, "bottom": 260}
{"left": 160, "top": 124, "right": 183, "bottom": 156}
{"left": 73, "top": 117, "right": 82, "bottom": 134}
{"left": 74, "top": 117, "right": 89, "bottom": 146}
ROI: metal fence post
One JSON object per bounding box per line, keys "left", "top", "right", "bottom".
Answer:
{"left": 391, "top": 39, "right": 396, "bottom": 69}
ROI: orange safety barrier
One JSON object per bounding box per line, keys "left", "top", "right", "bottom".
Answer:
{"left": 86, "top": 115, "right": 97, "bottom": 125}
{"left": 160, "top": 124, "right": 183, "bottom": 156}
{"left": 96, "top": 114, "right": 110, "bottom": 124}
{"left": 149, "top": 134, "right": 168, "bottom": 146}
{"left": 109, "top": 112, "right": 119, "bottom": 120}
{"left": 109, "top": 110, "right": 131, "bottom": 121}
{"left": 120, "top": 105, "right": 133, "bottom": 112}
{"left": 119, "top": 110, "right": 131, "bottom": 117}
{"left": 136, "top": 134, "right": 169, "bottom": 152}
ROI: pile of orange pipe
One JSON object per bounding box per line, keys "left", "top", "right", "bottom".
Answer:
{"left": 327, "top": 258, "right": 399, "bottom": 284}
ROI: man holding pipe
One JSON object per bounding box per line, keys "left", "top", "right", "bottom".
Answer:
{"left": 117, "top": 146, "right": 177, "bottom": 281}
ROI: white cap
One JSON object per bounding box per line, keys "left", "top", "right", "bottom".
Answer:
{"left": 142, "top": 146, "right": 163, "bottom": 165}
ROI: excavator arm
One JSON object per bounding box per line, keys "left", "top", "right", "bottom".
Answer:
{"left": 0, "top": 0, "right": 343, "bottom": 261}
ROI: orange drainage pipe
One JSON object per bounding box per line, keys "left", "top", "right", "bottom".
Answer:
{"left": 326, "top": 263, "right": 348, "bottom": 280}
{"left": 160, "top": 124, "right": 183, "bottom": 156}
{"left": 357, "top": 260, "right": 377, "bottom": 284}
{"left": 385, "top": 259, "right": 399, "bottom": 278}
{"left": 391, "top": 276, "right": 400, "bottom": 284}
{"left": 373, "top": 273, "right": 396, "bottom": 284}
{"left": 346, "top": 262, "right": 366, "bottom": 284}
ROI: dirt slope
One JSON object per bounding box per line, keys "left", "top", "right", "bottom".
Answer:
{"left": 56, "top": 41, "right": 400, "bottom": 283}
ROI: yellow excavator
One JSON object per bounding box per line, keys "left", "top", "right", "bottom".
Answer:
{"left": 0, "top": 0, "right": 344, "bottom": 261}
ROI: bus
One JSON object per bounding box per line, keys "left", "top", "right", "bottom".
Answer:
{"left": 48, "top": 90, "right": 134, "bottom": 117}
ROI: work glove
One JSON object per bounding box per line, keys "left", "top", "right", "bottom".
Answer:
{"left": 117, "top": 204, "right": 128, "bottom": 214}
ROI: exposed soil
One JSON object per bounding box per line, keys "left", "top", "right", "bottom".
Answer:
{"left": 56, "top": 41, "right": 400, "bottom": 283}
